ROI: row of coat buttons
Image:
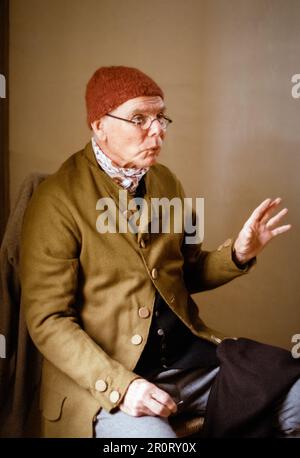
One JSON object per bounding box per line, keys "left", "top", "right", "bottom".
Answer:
{"left": 158, "top": 329, "right": 168, "bottom": 368}
{"left": 131, "top": 305, "right": 151, "bottom": 346}
{"left": 133, "top": 260, "right": 161, "bottom": 346}
{"left": 95, "top": 380, "right": 120, "bottom": 403}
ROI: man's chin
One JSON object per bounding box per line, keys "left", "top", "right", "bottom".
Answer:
{"left": 145, "top": 155, "right": 158, "bottom": 167}
{"left": 135, "top": 149, "right": 160, "bottom": 168}
{"left": 147, "top": 149, "right": 160, "bottom": 163}
{"left": 149, "top": 154, "right": 158, "bottom": 165}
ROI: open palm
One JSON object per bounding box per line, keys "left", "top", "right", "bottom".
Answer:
{"left": 233, "top": 198, "right": 291, "bottom": 264}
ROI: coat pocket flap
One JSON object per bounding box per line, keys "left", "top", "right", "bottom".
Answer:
{"left": 40, "top": 386, "right": 67, "bottom": 421}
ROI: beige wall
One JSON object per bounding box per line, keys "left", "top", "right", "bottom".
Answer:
{"left": 10, "top": 0, "right": 300, "bottom": 349}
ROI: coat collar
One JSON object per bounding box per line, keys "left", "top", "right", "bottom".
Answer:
{"left": 82, "top": 141, "right": 160, "bottom": 239}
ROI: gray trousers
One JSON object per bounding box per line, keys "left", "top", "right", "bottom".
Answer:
{"left": 94, "top": 366, "right": 300, "bottom": 438}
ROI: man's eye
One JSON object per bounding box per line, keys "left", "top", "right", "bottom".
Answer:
{"left": 132, "top": 115, "right": 145, "bottom": 124}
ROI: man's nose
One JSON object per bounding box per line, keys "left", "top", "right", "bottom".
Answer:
{"left": 147, "top": 119, "right": 164, "bottom": 136}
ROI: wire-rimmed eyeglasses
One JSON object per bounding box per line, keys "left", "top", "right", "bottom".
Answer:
{"left": 106, "top": 113, "right": 173, "bottom": 130}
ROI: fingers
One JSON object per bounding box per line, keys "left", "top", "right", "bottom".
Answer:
{"left": 150, "top": 387, "right": 178, "bottom": 416}
{"left": 260, "top": 197, "right": 282, "bottom": 224}
{"left": 120, "top": 378, "right": 177, "bottom": 418}
{"left": 144, "top": 397, "right": 173, "bottom": 417}
{"left": 266, "top": 207, "right": 288, "bottom": 229}
{"left": 140, "top": 405, "right": 156, "bottom": 416}
{"left": 271, "top": 224, "right": 292, "bottom": 237}
{"left": 247, "top": 198, "right": 272, "bottom": 225}
{"left": 247, "top": 197, "right": 286, "bottom": 226}
{"left": 120, "top": 402, "right": 156, "bottom": 417}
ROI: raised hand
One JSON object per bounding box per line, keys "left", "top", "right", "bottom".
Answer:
{"left": 233, "top": 198, "right": 291, "bottom": 264}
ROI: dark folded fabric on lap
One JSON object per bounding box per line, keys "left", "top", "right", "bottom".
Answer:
{"left": 202, "top": 337, "right": 300, "bottom": 438}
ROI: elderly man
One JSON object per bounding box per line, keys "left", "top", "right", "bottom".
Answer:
{"left": 20, "top": 66, "right": 300, "bottom": 438}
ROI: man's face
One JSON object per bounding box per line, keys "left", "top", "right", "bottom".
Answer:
{"left": 92, "top": 96, "right": 166, "bottom": 168}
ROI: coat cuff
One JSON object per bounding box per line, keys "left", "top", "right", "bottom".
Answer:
{"left": 91, "top": 368, "right": 141, "bottom": 413}
{"left": 217, "top": 238, "right": 257, "bottom": 274}
{"left": 231, "top": 246, "right": 256, "bottom": 272}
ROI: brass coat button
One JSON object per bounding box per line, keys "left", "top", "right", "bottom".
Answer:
{"left": 131, "top": 334, "right": 143, "bottom": 345}
{"left": 138, "top": 307, "right": 150, "bottom": 318}
{"left": 95, "top": 379, "right": 107, "bottom": 392}
{"left": 109, "top": 390, "right": 120, "bottom": 403}
{"left": 151, "top": 268, "right": 158, "bottom": 279}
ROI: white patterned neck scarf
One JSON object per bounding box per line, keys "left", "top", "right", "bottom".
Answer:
{"left": 92, "top": 137, "right": 149, "bottom": 193}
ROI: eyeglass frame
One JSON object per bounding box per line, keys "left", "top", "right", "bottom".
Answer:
{"left": 105, "top": 112, "right": 173, "bottom": 130}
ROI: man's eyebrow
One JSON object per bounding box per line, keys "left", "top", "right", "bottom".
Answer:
{"left": 130, "top": 106, "right": 167, "bottom": 116}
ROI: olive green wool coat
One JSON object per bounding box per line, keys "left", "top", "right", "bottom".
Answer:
{"left": 20, "top": 142, "right": 253, "bottom": 437}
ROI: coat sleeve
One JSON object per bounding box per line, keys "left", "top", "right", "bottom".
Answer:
{"left": 173, "top": 175, "right": 256, "bottom": 294}
{"left": 19, "top": 181, "right": 139, "bottom": 412}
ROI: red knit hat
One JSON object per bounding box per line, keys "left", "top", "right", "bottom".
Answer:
{"left": 85, "top": 66, "right": 164, "bottom": 127}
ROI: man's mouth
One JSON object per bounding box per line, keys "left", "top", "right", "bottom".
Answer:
{"left": 149, "top": 146, "right": 160, "bottom": 153}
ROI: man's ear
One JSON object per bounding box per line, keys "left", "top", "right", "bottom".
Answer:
{"left": 91, "top": 118, "right": 107, "bottom": 142}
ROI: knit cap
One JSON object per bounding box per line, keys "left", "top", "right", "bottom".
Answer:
{"left": 86, "top": 66, "right": 164, "bottom": 127}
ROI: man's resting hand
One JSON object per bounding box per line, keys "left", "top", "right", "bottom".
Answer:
{"left": 119, "top": 378, "right": 178, "bottom": 417}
